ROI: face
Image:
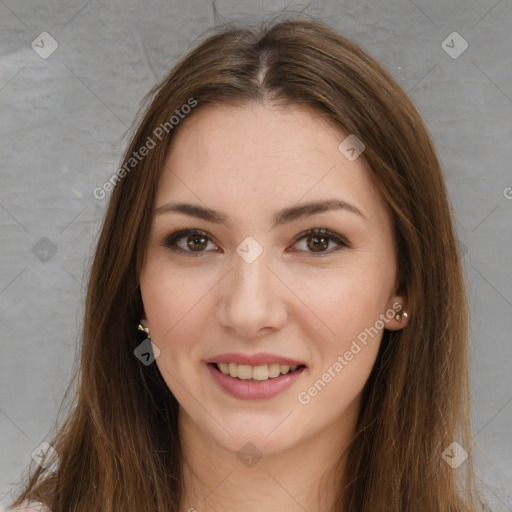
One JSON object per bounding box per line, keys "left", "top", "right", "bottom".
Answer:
{"left": 139, "top": 102, "right": 407, "bottom": 457}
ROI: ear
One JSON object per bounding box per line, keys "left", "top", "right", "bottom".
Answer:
{"left": 384, "top": 290, "right": 410, "bottom": 331}
{"left": 139, "top": 309, "right": 148, "bottom": 328}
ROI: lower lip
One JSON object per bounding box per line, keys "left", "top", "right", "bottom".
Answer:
{"left": 206, "top": 363, "right": 306, "bottom": 400}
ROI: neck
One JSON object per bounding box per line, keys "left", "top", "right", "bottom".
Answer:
{"left": 177, "top": 399, "right": 360, "bottom": 512}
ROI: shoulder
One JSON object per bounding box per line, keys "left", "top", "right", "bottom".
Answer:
{"left": 8, "top": 501, "right": 51, "bottom": 512}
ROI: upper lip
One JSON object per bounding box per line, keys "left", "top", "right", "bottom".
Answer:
{"left": 206, "top": 352, "right": 306, "bottom": 367}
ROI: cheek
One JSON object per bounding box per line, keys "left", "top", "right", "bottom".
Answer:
{"left": 294, "top": 267, "right": 392, "bottom": 401}
{"left": 140, "top": 259, "right": 211, "bottom": 337}
{"left": 295, "top": 277, "right": 386, "bottom": 417}
{"left": 297, "top": 266, "right": 390, "bottom": 339}
{"left": 139, "top": 261, "right": 215, "bottom": 382}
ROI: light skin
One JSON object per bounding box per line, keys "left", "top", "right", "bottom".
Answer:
{"left": 138, "top": 102, "right": 409, "bottom": 512}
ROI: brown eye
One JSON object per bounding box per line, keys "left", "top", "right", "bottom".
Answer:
{"left": 306, "top": 233, "right": 330, "bottom": 252}
{"left": 162, "top": 227, "right": 349, "bottom": 258}
{"left": 291, "top": 228, "right": 349, "bottom": 256}
{"left": 162, "top": 229, "right": 218, "bottom": 257}
{"left": 185, "top": 234, "right": 208, "bottom": 252}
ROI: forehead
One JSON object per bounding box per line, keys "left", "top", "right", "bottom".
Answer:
{"left": 165, "top": 101, "right": 347, "bottom": 176}
{"left": 156, "top": 102, "right": 387, "bottom": 227}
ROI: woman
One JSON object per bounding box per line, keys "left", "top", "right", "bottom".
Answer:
{"left": 10, "top": 17, "right": 491, "bottom": 512}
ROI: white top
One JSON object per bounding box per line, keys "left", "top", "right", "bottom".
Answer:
{"left": 8, "top": 501, "right": 51, "bottom": 512}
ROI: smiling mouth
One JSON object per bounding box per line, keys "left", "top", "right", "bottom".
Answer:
{"left": 210, "top": 362, "right": 306, "bottom": 382}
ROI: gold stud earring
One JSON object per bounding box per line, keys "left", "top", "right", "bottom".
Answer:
{"left": 395, "top": 310, "right": 408, "bottom": 322}
{"left": 137, "top": 323, "right": 151, "bottom": 340}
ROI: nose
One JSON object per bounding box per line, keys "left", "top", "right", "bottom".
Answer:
{"left": 216, "top": 250, "right": 288, "bottom": 339}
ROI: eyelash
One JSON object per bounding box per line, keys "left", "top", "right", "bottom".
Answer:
{"left": 160, "top": 227, "right": 350, "bottom": 258}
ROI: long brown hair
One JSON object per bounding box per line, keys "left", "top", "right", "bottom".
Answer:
{"left": 10, "top": 16, "right": 491, "bottom": 512}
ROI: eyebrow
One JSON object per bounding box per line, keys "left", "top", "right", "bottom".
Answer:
{"left": 153, "top": 198, "right": 366, "bottom": 228}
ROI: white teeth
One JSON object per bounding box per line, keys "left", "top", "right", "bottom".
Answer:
{"left": 252, "top": 365, "right": 269, "bottom": 381}
{"left": 268, "top": 363, "right": 280, "bottom": 378}
{"left": 237, "top": 365, "right": 252, "bottom": 380}
{"left": 215, "top": 362, "right": 302, "bottom": 381}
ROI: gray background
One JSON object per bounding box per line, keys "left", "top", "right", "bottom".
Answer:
{"left": 1, "top": 0, "right": 511, "bottom": 510}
